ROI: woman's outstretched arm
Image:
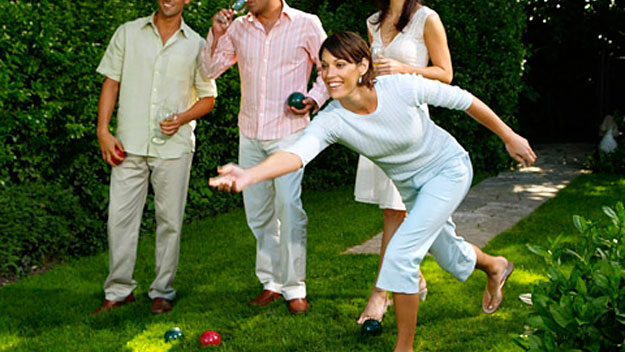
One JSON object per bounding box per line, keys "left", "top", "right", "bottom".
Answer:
{"left": 465, "top": 97, "right": 537, "bottom": 167}
{"left": 209, "top": 152, "right": 303, "bottom": 192}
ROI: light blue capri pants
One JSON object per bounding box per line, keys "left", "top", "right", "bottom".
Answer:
{"left": 376, "top": 154, "right": 477, "bottom": 294}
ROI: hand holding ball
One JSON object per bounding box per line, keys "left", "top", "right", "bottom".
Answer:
{"left": 287, "top": 92, "right": 306, "bottom": 110}
{"left": 112, "top": 147, "right": 125, "bottom": 166}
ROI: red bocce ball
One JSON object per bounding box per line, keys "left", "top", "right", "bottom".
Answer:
{"left": 112, "top": 147, "right": 125, "bottom": 166}
{"left": 199, "top": 330, "right": 221, "bottom": 346}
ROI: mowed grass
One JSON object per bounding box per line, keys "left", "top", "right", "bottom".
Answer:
{"left": 0, "top": 173, "right": 623, "bottom": 351}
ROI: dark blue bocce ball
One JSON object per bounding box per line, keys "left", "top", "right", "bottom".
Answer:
{"left": 361, "top": 319, "right": 382, "bottom": 337}
{"left": 164, "top": 327, "right": 185, "bottom": 342}
{"left": 287, "top": 92, "right": 306, "bottom": 110}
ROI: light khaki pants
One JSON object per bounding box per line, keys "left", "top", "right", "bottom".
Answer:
{"left": 239, "top": 132, "right": 307, "bottom": 300}
{"left": 103, "top": 153, "right": 193, "bottom": 301}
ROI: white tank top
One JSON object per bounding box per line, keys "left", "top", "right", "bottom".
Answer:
{"left": 366, "top": 6, "right": 436, "bottom": 68}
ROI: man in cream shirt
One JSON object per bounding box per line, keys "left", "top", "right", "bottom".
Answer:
{"left": 94, "top": 0, "right": 216, "bottom": 315}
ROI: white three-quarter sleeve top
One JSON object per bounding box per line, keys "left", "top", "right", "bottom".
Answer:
{"left": 283, "top": 74, "right": 473, "bottom": 183}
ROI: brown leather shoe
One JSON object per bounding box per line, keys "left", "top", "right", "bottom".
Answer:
{"left": 288, "top": 298, "right": 309, "bottom": 314}
{"left": 92, "top": 293, "right": 135, "bottom": 314}
{"left": 151, "top": 297, "right": 173, "bottom": 314}
{"left": 249, "top": 290, "right": 282, "bottom": 306}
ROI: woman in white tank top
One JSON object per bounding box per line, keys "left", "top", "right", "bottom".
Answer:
{"left": 355, "top": 0, "right": 454, "bottom": 324}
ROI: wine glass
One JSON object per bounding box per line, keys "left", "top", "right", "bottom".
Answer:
{"left": 371, "top": 44, "right": 383, "bottom": 66}
{"left": 218, "top": 0, "right": 247, "bottom": 24}
{"left": 152, "top": 107, "right": 176, "bottom": 145}
{"left": 230, "top": 0, "right": 247, "bottom": 14}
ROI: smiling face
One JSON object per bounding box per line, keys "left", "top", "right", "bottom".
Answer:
{"left": 320, "top": 49, "right": 369, "bottom": 100}
{"left": 158, "top": 0, "right": 190, "bottom": 18}
{"left": 318, "top": 31, "right": 375, "bottom": 102}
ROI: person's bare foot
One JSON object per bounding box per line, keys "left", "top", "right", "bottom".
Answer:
{"left": 482, "top": 256, "right": 514, "bottom": 314}
{"left": 357, "top": 287, "right": 391, "bottom": 324}
{"left": 418, "top": 270, "right": 427, "bottom": 301}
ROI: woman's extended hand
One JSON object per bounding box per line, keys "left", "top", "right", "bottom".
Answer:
{"left": 504, "top": 133, "right": 537, "bottom": 167}
{"left": 208, "top": 163, "right": 251, "bottom": 193}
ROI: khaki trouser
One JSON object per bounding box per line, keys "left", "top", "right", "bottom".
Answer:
{"left": 103, "top": 153, "right": 193, "bottom": 301}
{"left": 239, "top": 132, "right": 308, "bottom": 300}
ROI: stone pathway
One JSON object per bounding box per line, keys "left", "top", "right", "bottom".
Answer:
{"left": 344, "top": 143, "right": 594, "bottom": 254}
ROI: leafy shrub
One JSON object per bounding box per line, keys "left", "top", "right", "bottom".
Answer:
{"left": 0, "top": 182, "right": 102, "bottom": 276}
{"left": 428, "top": 0, "right": 527, "bottom": 173}
{"left": 518, "top": 203, "right": 625, "bottom": 351}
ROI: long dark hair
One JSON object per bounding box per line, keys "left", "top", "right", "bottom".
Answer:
{"left": 372, "top": 0, "right": 424, "bottom": 33}
{"left": 319, "top": 31, "right": 376, "bottom": 88}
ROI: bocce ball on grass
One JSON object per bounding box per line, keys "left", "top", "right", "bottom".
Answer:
{"left": 199, "top": 330, "right": 222, "bottom": 346}
{"left": 164, "top": 327, "right": 184, "bottom": 342}
{"left": 361, "top": 319, "right": 382, "bottom": 337}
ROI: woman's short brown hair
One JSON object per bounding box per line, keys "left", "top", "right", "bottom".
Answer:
{"left": 319, "top": 31, "right": 375, "bottom": 88}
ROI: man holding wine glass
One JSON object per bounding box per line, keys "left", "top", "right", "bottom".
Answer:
{"left": 201, "top": 0, "right": 328, "bottom": 314}
{"left": 94, "top": 0, "right": 217, "bottom": 315}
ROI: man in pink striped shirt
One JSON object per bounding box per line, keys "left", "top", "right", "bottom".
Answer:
{"left": 201, "top": 0, "right": 328, "bottom": 314}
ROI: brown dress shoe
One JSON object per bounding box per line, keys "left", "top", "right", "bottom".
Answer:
{"left": 151, "top": 297, "right": 173, "bottom": 314}
{"left": 249, "top": 290, "right": 282, "bottom": 306}
{"left": 288, "top": 298, "right": 309, "bottom": 314}
{"left": 92, "top": 293, "right": 135, "bottom": 314}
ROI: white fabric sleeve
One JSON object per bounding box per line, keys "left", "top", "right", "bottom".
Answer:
{"left": 281, "top": 113, "right": 336, "bottom": 167}
{"left": 403, "top": 74, "right": 473, "bottom": 111}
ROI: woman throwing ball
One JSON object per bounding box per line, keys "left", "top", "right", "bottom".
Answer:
{"left": 209, "top": 31, "right": 535, "bottom": 352}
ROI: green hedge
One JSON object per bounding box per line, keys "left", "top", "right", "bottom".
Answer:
{"left": 0, "top": 0, "right": 526, "bottom": 275}
{"left": 0, "top": 182, "right": 101, "bottom": 276}
{"left": 428, "top": 0, "right": 527, "bottom": 173}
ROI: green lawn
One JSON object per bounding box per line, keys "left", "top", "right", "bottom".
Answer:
{"left": 1, "top": 173, "right": 623, "bottom": 351}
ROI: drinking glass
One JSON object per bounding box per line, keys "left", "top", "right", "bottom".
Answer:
{"left": 152, "top": 107, "right": 176, "bottom": 145}
{"left": 218, "top": 0, "right": 247, "bottom": 24}
{"left": 371, "top": 44, "right": 383, "bottom": 66}
{"left": 230, "top": 0, "right": 247, "bottom": 14}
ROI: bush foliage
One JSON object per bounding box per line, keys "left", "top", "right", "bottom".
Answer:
{"left": 0, "top": 182, "right": 101, "bottom": 276}
{"left": 0, "top": 0, "right": 526, "bottom": 275}
{"left": 519, "top": 203, "right": 625, "bottom": 351}
{"left": 428, "top": 0, "right": 527, "bottom": 173}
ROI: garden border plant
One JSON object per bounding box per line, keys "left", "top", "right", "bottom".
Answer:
{"left": 517, "top": 202, "right": 625, "bottom": 351}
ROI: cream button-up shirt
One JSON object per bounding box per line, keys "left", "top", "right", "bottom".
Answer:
{"left": 97, "top": 14, "right": 217, "bottom": 159}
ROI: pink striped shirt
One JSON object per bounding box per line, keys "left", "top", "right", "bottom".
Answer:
{"left": 201, "top": 1, "right": 329, "bottom": 140}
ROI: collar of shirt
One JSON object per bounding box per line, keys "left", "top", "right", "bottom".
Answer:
{"left": 243, "top": 0, "right": 295, "bottom": 24}
{"left": 141, "top": 12, "right": 191, "bottom": 39}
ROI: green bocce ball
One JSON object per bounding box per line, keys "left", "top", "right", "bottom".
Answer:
{"left": 287, "top": 92, "right": 306, "bottom": 110}
{"left": 164, "top": 327, "right": 184, "bottom": 342}
{"left": 361, "top": 319, "right": 382, "bottom": 337}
